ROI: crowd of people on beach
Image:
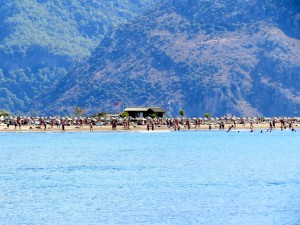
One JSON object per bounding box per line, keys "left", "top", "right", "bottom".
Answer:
{"left": 0, "top": 115, "right": 298, "bottom": 132}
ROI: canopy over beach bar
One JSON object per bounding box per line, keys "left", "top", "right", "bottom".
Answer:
{"left": 123, "top": 107, "right": 165, "bottom": 118}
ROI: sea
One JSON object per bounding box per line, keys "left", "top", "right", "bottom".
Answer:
{"left": 0, "top": 130, "right": 299, "bottom": 225}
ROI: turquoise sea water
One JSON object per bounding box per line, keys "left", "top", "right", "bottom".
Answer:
{"left": 0, "top": 130, "right": 300, "bottom": 225}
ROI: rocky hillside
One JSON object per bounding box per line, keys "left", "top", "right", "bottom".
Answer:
{"left": 0, "top": 0, "right": 157, "bottom": 113}
{"left": 33, "top": 0, "right": 300, "bottom": 117}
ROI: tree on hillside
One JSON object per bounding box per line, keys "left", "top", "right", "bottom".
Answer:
{"left": 98, "top": 112, "right": 108, "bottom": 117}
{"left": 75, "top": 106, "right": 84, "bottom": 117}
{"left": 121, "top": 111, "right": 129, "bottom": 118}
{"left": 151, "top": 113, "right": 157, "bottom": 118}
{"left": 204, "top": 113, "right": 211, "bottom": 119}
{"left": 179, "top": 109, "right": 185, "bottom": 118}
{"left": 0, "top": 110, "right": 10, "bottom": 117}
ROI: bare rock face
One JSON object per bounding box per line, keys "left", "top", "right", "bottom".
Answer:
{"left": 34, "top": 0, "right": 300, "bottom": 117}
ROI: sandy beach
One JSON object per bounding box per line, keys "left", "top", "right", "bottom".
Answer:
{"left": 0, "top": 122, "right": 297, "bottom": 132}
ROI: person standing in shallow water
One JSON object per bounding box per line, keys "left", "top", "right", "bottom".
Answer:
{"left": 227, "top": 125, "right": 233, "bottom": 133}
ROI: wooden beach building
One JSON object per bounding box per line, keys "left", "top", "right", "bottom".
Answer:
{"left": 123, "top": 107, "right": 165, "bottom": 118}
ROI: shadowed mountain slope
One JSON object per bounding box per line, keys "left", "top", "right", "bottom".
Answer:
{"left": 34, "top": 0, "right": 300, "bottom": 117}
{"left": 0, "top": 0, "right": 157, "bottom": 113}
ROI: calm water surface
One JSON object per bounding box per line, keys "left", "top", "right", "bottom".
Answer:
{"left": 0, "top": 131, "right": 300, "bottom": 225}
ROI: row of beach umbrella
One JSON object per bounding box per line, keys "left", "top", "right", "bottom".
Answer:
{"left": 1, "top": 115, "right": 300, "bottom": 124}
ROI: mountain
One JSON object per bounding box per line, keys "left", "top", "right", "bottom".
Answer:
{"left": 33, "top": 0, "right": 300, "bottom": 117}
{"left": 0, "top": 0, "right": 157, "bottom": 114}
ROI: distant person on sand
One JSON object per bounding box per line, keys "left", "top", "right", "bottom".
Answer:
{"left": 16, "top": 117, "right": 21, "bottom": 130}
{"left": 90, "top": 122, "right": 93, "bottom": 132}
{"left": 61, "top": 120, "right": 65, "bottom": 132}
{"left": 56, "top": 119, "right": 60, "bottom": 128}
{"left": 186, "top": 118, "right": 190, "bottom": 130}
{"left": 112, "top": 121, "right": 117, "bottom": 131}
{"left": 174, "top": 118, "right": 180, "bottom": 131}
{"left": 269, "top": 121, "right": 273, "bottom": 130}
